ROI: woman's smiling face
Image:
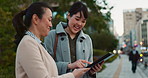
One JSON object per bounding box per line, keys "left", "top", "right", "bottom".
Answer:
{"left": 67, "top": 11, "right": 86, "bottom": 34}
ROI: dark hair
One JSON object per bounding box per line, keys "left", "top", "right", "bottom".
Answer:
{"left": 12, "top": 2, "right": 51, "bottom": 45}
{"left": 68, "top": 1, "right": 88, "bottom": 19}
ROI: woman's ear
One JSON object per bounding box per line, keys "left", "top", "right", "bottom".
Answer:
{"left": 67, "top": 13, "right": 70, "bottom": 20}
{"left": 32, "top": 14, "right": 39, "bottom": 25}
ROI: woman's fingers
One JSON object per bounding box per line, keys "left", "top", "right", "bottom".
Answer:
{"left": 68, "top": 59, "right": 92, "bottom": 69}
{"left": 80, "top": 60, "right": 92, "bottom": 64}
{"left": 77, "top": 59, "right": 91, "bottom": 68}
{"left": 89, "top": 64, "right": 103, "bottom": 75}
{"left": 72, "top": 68, "right": 90, "bottom": 78}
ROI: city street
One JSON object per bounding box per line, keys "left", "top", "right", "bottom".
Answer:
{"left": 96, "top": 54, "right": 148, "bottom": 78}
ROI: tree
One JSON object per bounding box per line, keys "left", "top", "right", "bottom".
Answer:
{"left": 91, "top": 31, "right": 118, "bottom": 51}
{"left": 0, "top": 0, "right": 32, "bottom": 77}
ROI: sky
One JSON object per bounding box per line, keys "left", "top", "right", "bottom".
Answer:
{"left": 103, "top": 0, "right": 148, "bottom": 36}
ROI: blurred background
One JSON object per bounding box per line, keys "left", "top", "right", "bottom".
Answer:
{"left": 0, "top": 0, "right": 121, "bottom": 78}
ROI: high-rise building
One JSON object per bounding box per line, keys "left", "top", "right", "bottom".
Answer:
{"left": 123, "top": 8, "right": 148, "bottom": 49}
{"left": 123, "top": 8, "right": 142, "bottom": 36}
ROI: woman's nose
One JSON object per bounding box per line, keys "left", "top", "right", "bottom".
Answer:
{"left": 49, "top": 22, "right": 52, "bottom": 27}
{"left": 77, "top": 21, "right": 82, "bottom": 26}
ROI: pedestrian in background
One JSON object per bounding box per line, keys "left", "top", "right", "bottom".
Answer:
{"left": 44, "top": 1, "right": 103, "bottom": 78}
{"left": 129, "top": 46, "right": 140, "bottom": 73}
{"left": 12, "top": 2, "right": 90, "bottom": 78}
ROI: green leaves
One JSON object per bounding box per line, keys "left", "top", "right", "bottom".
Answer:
{"left": 91, "top": 31, "right": 118, "bottom": 51}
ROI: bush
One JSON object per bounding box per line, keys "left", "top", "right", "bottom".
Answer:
{"left": 93, "top": 49, "right": 108, "bottom": 56}
{"left": 93, "top": 49, "right": 118, "bottom": 63}
{"left": 106, "top": 54, "right": 118, "bottom": 63}
{"left": 0, "top": 66, "right": 15, "bottom": 78}
{"left": 93, "top": 49, "right": 119, "bottom": 72}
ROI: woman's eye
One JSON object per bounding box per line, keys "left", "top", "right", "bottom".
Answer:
{"left": 75, "top": 18, "right": 79, "bottom": 21}
{"left": 82, "top": 21, "right": 86, "bottom": 23}
{"left": 49, "top": 19, "right": 52, "bottom": 22}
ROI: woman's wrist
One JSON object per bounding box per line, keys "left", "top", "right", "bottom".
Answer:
{"left": 68, "top": 63, "right": 72, "bottom": 69}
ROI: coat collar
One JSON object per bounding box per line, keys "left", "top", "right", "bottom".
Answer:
{"left": 56, "top": 22, "right": 67, "bottom": 34}
{"left": 25, "top": 31, "right": 42, "bottom": 44}
{"left": 55, "top": 22, "right": 86, "bottom": 39}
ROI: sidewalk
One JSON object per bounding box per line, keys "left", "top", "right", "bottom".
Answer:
{"left": 96, "top": 55, "right": 147, "bottom": 78}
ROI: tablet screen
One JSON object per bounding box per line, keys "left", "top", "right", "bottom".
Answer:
{"left": 86, "top": 52, "right": 115, "bottom": 68}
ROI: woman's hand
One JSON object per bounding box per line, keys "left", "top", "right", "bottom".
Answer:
{"left": 68, "top": 59, "right": 91, "bottom": 69}
{"left": 89, "top": 61, "right": 104, "bottom": 75}
{"left": 72, "top": 68, "right": 90, "bottom": 78}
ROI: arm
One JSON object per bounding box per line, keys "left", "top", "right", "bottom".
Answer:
{"left": 18, "top": 38, "right": 74, "bottom": 78}
{"left": 129, "top": 51, "right": 132, "bottom": 61}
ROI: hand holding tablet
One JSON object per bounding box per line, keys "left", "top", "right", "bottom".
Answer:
{"left": 86, "top": 52, "right": 115, "bottom": 68}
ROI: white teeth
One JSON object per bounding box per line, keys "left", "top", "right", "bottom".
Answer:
{"left": 74, "top": 26, "right": 80, "bottom": 29}
{"left": 48, "top": 27, "right": 50, "bottom": 29}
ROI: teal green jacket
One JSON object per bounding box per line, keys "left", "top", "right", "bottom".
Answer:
{"left": 44, "top": 22, "right": 93, "bottom": 78}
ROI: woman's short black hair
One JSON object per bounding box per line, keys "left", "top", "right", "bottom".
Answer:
{"left": 68, "top": 1, "right": 88, "bottom": 19}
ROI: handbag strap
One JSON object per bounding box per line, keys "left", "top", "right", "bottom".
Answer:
{"left": 53, "top": 34, "right": 58, "bottom": 60}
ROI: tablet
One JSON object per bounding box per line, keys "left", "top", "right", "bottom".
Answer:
{"left": 86, "top": 52, "right": 115, "bottom": 68}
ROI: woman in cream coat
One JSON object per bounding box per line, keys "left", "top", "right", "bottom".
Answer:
{"left": 12, "top": 2, "right": 90, "bottom": 78}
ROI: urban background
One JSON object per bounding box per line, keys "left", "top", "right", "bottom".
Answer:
{"left": 0, "top": 0, "right": 120, "bottom": 78}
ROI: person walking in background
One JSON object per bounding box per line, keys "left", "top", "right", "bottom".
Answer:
{"left": 12, "top": 2, "right": 90, "bottom": 78}
{"left": 129, "top": 46, "right": 140, "bottom": 73}
{"left": 44, "top": 1, "right": 103, "bottom": 78}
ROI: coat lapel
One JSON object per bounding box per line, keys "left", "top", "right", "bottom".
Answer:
{"left": 76, "top": 31, "right": 86, "bottom": 60}
{"left": 59, "top": 35, "right": 71, "bottom": 62}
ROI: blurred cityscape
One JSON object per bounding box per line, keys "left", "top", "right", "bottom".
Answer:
{"left": 118, "top": 8, "right": 148, "bottom": 56}
{"left": 1, "top": 0, "right": 148, "bottom": 78}
{"left": 112, "top": 8, "right": 148, "bottom": 78}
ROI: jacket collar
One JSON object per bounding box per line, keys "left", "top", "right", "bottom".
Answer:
{"left": 56, "top": 22, "right": 86, "bottom": 39}
{"left": 25, "top": 31, "right": 42, "bottom": 44}
{"left": 56, "top": 22, "right": 67, "bottom": 34}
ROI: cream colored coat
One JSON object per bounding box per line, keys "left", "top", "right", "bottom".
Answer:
{"left": 15, "top": 35, "right": 74, "bottom": 78}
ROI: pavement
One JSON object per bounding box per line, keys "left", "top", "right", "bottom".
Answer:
{"left": 96, "top": 54, "right": 148, "bottom": 78}
{"left": 138, "top": 58, "right": 148, "bottom": 77}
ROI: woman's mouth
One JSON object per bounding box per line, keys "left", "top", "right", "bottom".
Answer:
{"left": 74, "top": 25, "right": 80, "bottom": 31}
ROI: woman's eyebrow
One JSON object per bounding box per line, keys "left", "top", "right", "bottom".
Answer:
{"left": 75, "top": 16, "right": 81, "bottom": 18}
{"left": 75, "top": 15, "right": 86, "bottom": 20}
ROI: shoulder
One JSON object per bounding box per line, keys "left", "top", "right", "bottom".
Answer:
{"left": 17, "top": 35, "right": 40, "bottom": 59}
{"left": 136, "top": 50, "right": 139, "bottom": 54}
{"left": 80, "top": 32, "right": 92, "bottom": 46}
{"left": 18, "top": 35, "right": 38, "bottom": 49}
{"left": 49, "top": 30, "right": 56, "bottom": 35}
{"left": 79, "top": 30, "right": 91, "bottom": 40}
{"left": 83, "top": 33, "right": 92, "bottom": 42}
{"left": 45, "top": 30, "right": 56, "bottom": 39}
{"left": 84, "top": 34, "right": 91, "bottom": 39}
{"left": 20, "top": 35, "right": 37, "bottom": 45}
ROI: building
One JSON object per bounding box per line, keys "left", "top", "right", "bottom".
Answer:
{"left": 123, "top": 8, "right": 148, "bottom": 51}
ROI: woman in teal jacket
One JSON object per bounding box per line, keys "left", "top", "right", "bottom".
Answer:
{"left": 44, "top": 1, "right": 102, "bottom": 78}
